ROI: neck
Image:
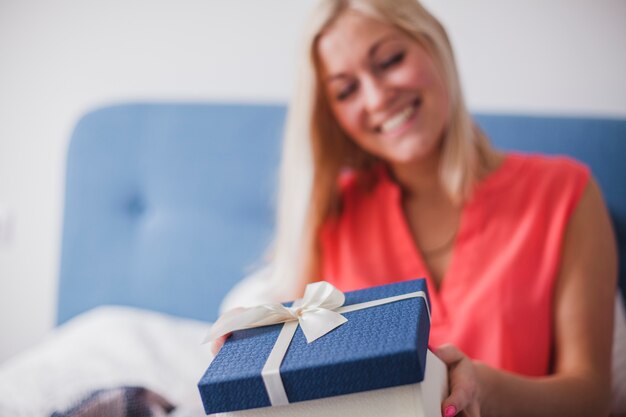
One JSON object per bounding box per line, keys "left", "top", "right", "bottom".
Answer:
{"left": 389, "top": 151, "right": 447, "bottom": 201}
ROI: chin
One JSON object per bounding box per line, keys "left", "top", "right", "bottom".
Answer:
{"left": 388, "top": 153, "right": 434, "bottom": 167}
{"left": 387, "top": 137, "right": 440, "bottom": 165}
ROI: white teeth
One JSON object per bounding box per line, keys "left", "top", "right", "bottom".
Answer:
{"left": 379, "top": 104, "right": 416, "bottom": 133}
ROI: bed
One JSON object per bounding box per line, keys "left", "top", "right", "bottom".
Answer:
{"left": 1, "top": 103, "right": 625, "bottom": 416}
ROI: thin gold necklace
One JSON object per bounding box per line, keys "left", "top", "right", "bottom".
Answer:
{"left": 421, "top": 224, "right": 458, "bottom": 259}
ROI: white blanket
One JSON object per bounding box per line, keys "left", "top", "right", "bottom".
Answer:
{"left": 0, "top": 306, "right": 212, "bottom": 417}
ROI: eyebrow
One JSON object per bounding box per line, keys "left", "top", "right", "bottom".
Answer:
{"left": 368, "top": 34, "right": 399, "bottom": 61}
{"left": 324, "top": 33, "right": 401, "bottom": 83}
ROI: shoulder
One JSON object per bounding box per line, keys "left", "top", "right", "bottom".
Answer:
{"left": 525, "top": 154, "right": 590, "bottom": 204}
{"left": 505, "top": 153, "right": 589, "bottom": 177}
{"left": 471, "top": 153, "right": 593, "bottom": 230}
{"left": 488, "top": 153, "right": 591, "bottom": 202}
{"left": 505, "top": 153, "right": 590, "bottom": 182}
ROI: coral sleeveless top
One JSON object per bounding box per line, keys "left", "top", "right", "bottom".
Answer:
{"left": 320, "top": 154, "right": 589, "bottom": 376}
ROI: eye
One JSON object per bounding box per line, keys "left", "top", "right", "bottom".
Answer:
{"left": 378, "top": 51, "right": 405, "bottom": 71}
{"left": 335, "top": 82, "right": 358, "bottom": 101}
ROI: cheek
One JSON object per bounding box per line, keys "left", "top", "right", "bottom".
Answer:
{"left": 388, "top": 65, "right": 429, "bottom": 87}
{"left": 398, "top": 50, "right": 442, "bottom": 90}
{"left": 403, "top": 57, "right": 451, "bottom": 123}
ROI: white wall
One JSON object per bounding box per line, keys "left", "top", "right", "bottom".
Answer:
{"left": 0, "top": 0, "right": 625, "bottom": 364}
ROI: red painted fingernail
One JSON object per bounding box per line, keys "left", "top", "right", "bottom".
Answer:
{"left": 444, "top": 405, "right": 457, "bottom": 417}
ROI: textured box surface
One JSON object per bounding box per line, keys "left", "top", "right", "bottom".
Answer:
{"left": 215, "top": 350, "right": 447, "bottom": 417}
{"left": 198, "top": 279, "right": 431, "bottom": 414}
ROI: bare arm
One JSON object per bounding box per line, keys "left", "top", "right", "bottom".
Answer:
{"left": 439, "top": 178, "right": 618, "bottom": 417}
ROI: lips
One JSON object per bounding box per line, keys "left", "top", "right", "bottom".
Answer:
{"left": 374, "top": 98, "right": 422, "bottom": 134}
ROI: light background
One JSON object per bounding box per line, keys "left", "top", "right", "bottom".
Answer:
{"left": 1, "top": 0, "right": 625, "bottom": 364}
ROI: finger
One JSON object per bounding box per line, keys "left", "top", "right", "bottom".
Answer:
{"left": 466, "top": 402, "right": 481, "bottom": 417}
{"left": 434, "top": 343, "right": 465, "bottom": 366}
{"left": 445, "top": 360, "right": 479, "bottom": 409}
{"left": 210, "top": 332, "right": 232, "bottom": 356}
{"left": 443, "top": 385, "right": 474, "bottom": 416}
{"left": 455, "top": 402, "right": 481, "bottom": 417}
{"left": 435, "top": 344, "right": 479, "bottom": 416}
{"left": 210, "top": 337, "right": 225, "bottom": 356}
{"left": 442, "top": 404, "right": 458, "bottom": 417}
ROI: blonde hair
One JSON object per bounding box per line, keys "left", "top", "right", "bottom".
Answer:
{"left": 263, "top": 0, "right": 492, "bottom": 301}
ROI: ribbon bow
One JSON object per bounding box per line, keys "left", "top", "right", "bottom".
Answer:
{"left": 204, "top": 281, "right": 348, "bottom": 344}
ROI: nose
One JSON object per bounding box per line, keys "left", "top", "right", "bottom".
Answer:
{"left": 360, "top": 75, "right": 389, "bottom": 112}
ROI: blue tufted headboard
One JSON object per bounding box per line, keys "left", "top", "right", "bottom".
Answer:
{"left": 57, "top": 104, "right": 284, "bottom": 324}
{"left": 57, "top": 103, "right": 626, "bottom": 325}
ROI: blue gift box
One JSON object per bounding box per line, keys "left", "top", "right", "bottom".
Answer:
{"left": 197, "top": 278, "right": 431, "bottom": 414}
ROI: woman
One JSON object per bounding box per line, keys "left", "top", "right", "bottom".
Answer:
{"left": 220, "top": 0, "right": 618, "bottom": 415}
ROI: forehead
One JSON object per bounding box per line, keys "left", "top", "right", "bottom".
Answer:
{"left": 317, "top": 11, "right": 405, "bottom": 74}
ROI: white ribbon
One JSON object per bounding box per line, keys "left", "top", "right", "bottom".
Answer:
{"left": 204, "top": 281, "right": 430, "bottom": 407}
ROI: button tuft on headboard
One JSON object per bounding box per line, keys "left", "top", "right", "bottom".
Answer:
{"left": 126, "top": 194, "right": 146, "bottom": 217}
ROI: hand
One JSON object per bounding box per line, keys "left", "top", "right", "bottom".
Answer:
{"left": 210, "top": 332, "right": 232, "bottom": 356}
{"left": 434, "top": 344, "right": 481, "bottom": 417}
{"left": 210, "top": 306, "right": 247, "bottom": 356}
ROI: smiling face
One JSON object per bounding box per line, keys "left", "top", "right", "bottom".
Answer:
{"left": 317, "top": 11, "right": 451, "bottom": 169}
